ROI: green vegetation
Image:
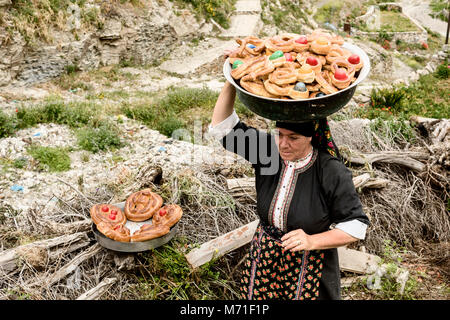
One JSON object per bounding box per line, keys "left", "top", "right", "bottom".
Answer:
{"left": 0, "top": 110, "right": 16, "bottom": 138}
{"left": 429, "top": 0, "right": 449, "bottom": 22}
{"left": 172, "top": 0, "right": 236, "bottom": 29}
{"left": 379, "top": 11, "right": 420, "bottom": 32}
{"left": 15, "top": 99, "right": 98, "bottom": 130}
{"left": 76, "top": 123, "right": 124, "bottom": 153}
{"left": 27, "top": 145, "right": 71, "bottom": 172}
{"left": 260, "top": 0, "right": 310, "bottom": 34}
{"left": 1, "top": 0, "right": 142, "bottom": 46}
{"left": 129, "top": 240, "right": 237, "bottom": 300}
{"left": 357, "top": 63, "right": 450, "bottom": 120}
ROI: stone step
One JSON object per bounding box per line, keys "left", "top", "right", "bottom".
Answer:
{"left": 220, "top": 14, "right": 261, "bottom": 39}
{"left": 158, "top": 38, "right": 236, "bottom": 76}
{"left": 234, "top": 0, "right": 262, "bottom": 14}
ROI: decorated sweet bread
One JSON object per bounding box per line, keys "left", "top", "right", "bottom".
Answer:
{"left": 310, "top": 36, "right": 332, "bottom": 55}
{"left": 296, "top": 64, "right": 315, "bottom": 83}
{"left": 330, "top": 59, "right": 355, "bottom": 89}
{"left": 130, "top": 223, "right": 170, "bottom": 242}
{"left": 97, "top": 222, "right": 131, "bottom": 242}
{"left": 228, "top": 29, "right": 362, "bottom": 100}
{"left": 124, "top": 189, "right": 163, "bottom": 222}
{"left": 241, "top": 77, "right": 278, "bottom": 98}
{"left": 152, "top": 204, "right": 183, "bottom": 229}
{"left": 90, "top": 204, "right": 127, "bottom": 227}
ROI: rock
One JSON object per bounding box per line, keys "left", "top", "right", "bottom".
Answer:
{"left": 0, "top": 0, "right": 11, "bottom": 7}
{"left": 99, "top": 19, "right": 122, "bottom": 40}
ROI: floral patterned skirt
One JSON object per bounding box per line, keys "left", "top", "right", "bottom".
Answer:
{"left": 240, "top": 223, "right": 324, "bottom": 300}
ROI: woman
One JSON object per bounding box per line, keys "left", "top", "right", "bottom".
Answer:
{"left": 208, "top": 81, "right": 370, "bottom": 300}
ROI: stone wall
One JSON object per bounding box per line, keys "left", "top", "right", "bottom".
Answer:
{"left": 353, "top": 3, "right": 428, "bottom": 45}
{"left": 354, "top": 30, "right": 429, "bottom": 45}
{"left": 0, "top": 0, "right": 214, "bottom": 88}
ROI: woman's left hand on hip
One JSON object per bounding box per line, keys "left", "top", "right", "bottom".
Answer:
{"left": 281, "top": 228, "right": 314, "bottom": 252}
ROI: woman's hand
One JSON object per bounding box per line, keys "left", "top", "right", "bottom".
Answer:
{"left": 281, "top": 228, "right": 314, "bottom": 252}
{"left": 281, "top": 228, "right": 359, "bottom": 252}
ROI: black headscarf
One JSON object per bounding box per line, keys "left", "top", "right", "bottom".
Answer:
{"left": 275, "top": 118, "right": 342, "bottom": 161}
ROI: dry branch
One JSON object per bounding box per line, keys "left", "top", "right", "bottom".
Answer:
{"left": 76, "top": 277, "right": 118, "bottom": 300}
{"left": 41, "top": 244, "right": 102, "bottom": 288}
{"left": 0, "top": 232, "right": 90, "bottom": 275}
{"left": 345, "top": 151, "right": 428, "bottom": 172}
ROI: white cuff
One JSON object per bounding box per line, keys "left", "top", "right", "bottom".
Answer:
{"left": 208, "top": 110, "right": 240, "bottom": 140}
{"left": 334, "top": 219, "right": 368, "bottom": 240}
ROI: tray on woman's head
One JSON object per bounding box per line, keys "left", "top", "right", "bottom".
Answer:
{"left": 92, "top": 201, "right": 178, "bottom": 253}
{"left": 223, "top": 42, "right": 371, "bottom": 122}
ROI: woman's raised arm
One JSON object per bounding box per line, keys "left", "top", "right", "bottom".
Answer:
{"left": 211, "top": 81, "right": 236, "bottom": 127}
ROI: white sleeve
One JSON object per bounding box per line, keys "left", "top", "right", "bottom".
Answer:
{"left": 334, "top": 219, "right": 368, "bottom": 240}
{"left": 207, "top": 110, "right": 240, "bottom": 140}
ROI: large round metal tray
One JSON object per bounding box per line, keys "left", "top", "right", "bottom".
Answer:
{"left": 223, "top": 42, "right": 371, "bottom": 122}
{"left": 92, "top": 201, "right": 179, "bottom": 253}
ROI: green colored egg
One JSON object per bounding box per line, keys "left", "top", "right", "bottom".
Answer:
{"left": 232, "top": 60, "right": 244, "bottom": 69}
{"left": 269, "top": 50, "right": 284, "bottom": 60}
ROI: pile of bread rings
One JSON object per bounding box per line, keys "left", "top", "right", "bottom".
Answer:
{"left": 90, "top": 188, "right": 182, "bottom": 243}
{"left": 228, "top": 29, "right": 364, "bottom": 100}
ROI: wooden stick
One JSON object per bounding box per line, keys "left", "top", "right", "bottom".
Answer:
{"left": 0, "top": 232, "right": 89, "bottom": 275}
{"left": 345, "top": 152, "right": 427, "bottom": 172}
{"left": 43, "top": 244, "right": 102, "bottom": 287}
{"left": 76, "top": 277, "right": 118, "bottom": 300}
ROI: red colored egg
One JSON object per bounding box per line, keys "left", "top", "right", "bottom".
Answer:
{"left": 111, "top": 210, "right": 118, "bottom": 216}
{"left": 109, "top": 213, "right": 116, "bottom": 220}
{"left": 101, "top": 205, "right": 109, "bottom": 212}
{"left": 284, "top": 53, "right": 293, "bottom": 62}
{"left": 334, "top": 68, "right": 348, "bottom": 80}
{"left": 348, "top": 54, "right": 360, "bottom": 65}
{"left": 295, "top": 36, "right": 308, "bottom": 44}
{"left": 306, "top": 56, "right": 318, "bottom": 66}
{"left": 159, "top": 209, "right": 167, "bottom": 217}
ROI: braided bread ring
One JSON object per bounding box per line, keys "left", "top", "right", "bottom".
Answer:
{"left": 124, "top": 189, "right": 163, "bottom": 222}
{"left": 243, "top": 56, "right": 276, "bottom": 81}
{"left": 97, "top": 222, "right": 131, "bottom": 242}
{"left": 130, "top": 223, "right": 170, "bottom": 242}
{"left": 310, "top": 37, "right": 332, "bottom": 55}
{"left": 230, "top": 55, "right": 266, "bottom": 79}
{"left": 287, "top": 87, "right": 309, "bottom": 99}
{"left": 265, "top": 36, "right": 295, "bottom": 53}
{"left": 241, "top": 77, "right": 279, "bottom": 98}
{"left": 314, "top": 70, "right": 338, "bottom": 94}
{"left": 237, "top": 36, "right": 266, "bottom": 56}
{"left": 263, "top": 79, "right": 294, "bottom": 96}
{"left": 268, "top": 66, "right": 298, "bottom": 85}
{"left": 297, "top": 64, "right": 316, "bottom": 83}
{"left": 152, "top": 204, "right": 183, "bottom": 228}
{"left": 90, "top": 204, "right": 127, "bottom": 227}
{"left": 330, "top": 59, "right": 356, "bottom": 89}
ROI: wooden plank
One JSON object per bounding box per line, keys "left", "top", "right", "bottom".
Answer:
{"left": 185, "top": 220, "right": 260, "bottom": 269}
{"left": 185, "top": 219, "right": 381, "bottom": 274}
{"left": 76, "top": 277, "right": 117, "bottom": 300}
{"left": 337, "top": 246, "right": 381, "bottom": 274}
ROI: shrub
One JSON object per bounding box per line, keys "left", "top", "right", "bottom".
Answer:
{"left": 435, "top": 61, "right": 449, "bottom": 79}
{"left": 27, "top": 145, "right": 71, "bottom": 172}
{"left": 0, "top": 110, "right": 16, "bottom": 138}
{"left": 76, "top": 123, "right": 124, "bottom": 153}
{"left": 370, "top": 87, "right": 406, "bottom": 112}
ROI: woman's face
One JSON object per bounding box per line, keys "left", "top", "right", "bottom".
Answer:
{"left": 274, "top": 127, "right": 312, "bottom": 161}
